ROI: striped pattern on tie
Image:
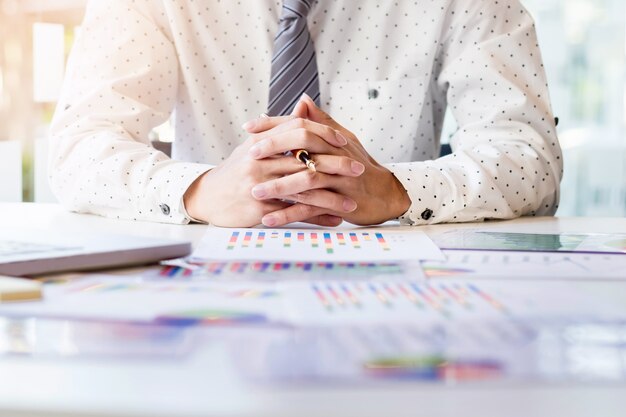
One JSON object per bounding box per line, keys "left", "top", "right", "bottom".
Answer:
{"left": 267, "top": 0, "right": 321, "bottom": 116}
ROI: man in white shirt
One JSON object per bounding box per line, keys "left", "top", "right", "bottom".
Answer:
{"left": 49, "top": 0, "right": 562, "bottom": 227}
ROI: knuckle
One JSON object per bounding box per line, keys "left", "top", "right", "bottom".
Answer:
{"left": 297, "top": 204, "right": 315, "bottom": 219}
{"left": 235, "top": 142, "right": 251, "bottom": 156}
{"left": 287, "top": 118, "right": 300, "bottom": 130}
{"left": 293, "top": 117, "right": 306, "bottom": 129}
{"left": 324, "top": 126, "right": 336, "bottom": 140}
{"left": 241, "top": 164, "right": 256, "bottom": 182}
{"left": 304, "top": 171, "right": 318, "bottom": 188}
{"left": 296, "top": 128, "right": 309, "bottom": 142}
{"left": 269, "top": 181, "right": 282, "bottom": 196}
{"left": 342, "top": 158, "right": 354, "bottom": 173}
{"left": 344, "top": 177, "right": 359, "bottom": 189}
{"left": 246, "top": 154, "right": 263, "bottom": 171}
{"left": 243, "top": 176, "right": 256, "bottom": 191}
{"left": 293, "top": 191, "right": 309, "bottom": 204}
{"left": 253, "top": 205, "right": 267, "bottom": 219}
{"left": 333, "top": 195, "right": 347, "bottom": 212}
{"left": 263, "top": 136, "right": 275, "bottom": 151}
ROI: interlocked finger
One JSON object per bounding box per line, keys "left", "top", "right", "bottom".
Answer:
{"left": 262, "top": 154, "right": 364, "bottom": 177}
{"left": 246, "top": 117, "right": 347, "bottom": 148}
{"left": 249, "top": 129, "right": 345, "bottom": 160}
{"left": 251, "top": 170, "right": 334, "bottom": 200}
{"left": 262, "top": 204, "right": 338, "bottom": 228}
{"left": 285, "top": 189, "right": 357, "bottom": 214}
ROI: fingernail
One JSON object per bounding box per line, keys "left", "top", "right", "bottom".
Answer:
{"left": 249, "top": 143, "right": 263, "bottom": 158}
{"left": 343, "top": 199, "right": 357, "bottom": 212}
{"left": 301, "top": 92, "right": 312, "bottom": 102}
{"left": 251, "top": 185, "right": 267, "bottom": 199}
{"left": 263, "top": 215, "right": 277, "bottom": 227}
{"left": 336, "top": 131, "right": 348, "bottom": 146}
{"left": 351, "top": 161, "right": 365, "bottom": 175}
{"left": 242, "top": 120, "right": 256, "bottom": 130}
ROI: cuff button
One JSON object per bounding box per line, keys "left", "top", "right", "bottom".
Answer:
{"left": 421, "top": 209, "right": 433, "bottom": 221}
{"left": 367, "top": 88, "right": 379, "bottom": 100}
{"left": 159, "top": 204, "right": 171, "bottom": 216}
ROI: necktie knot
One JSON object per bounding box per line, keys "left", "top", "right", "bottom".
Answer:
{"left": 281, "top": 0, "right": 313, "bottom": 21}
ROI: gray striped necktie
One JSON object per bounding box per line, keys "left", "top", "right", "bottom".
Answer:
{"left": 267, "top": 0, "right": 321, "bottom": 116}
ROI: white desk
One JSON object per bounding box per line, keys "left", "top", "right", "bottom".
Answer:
{"left": 1, "top": 203, "right": 625, "bottom": 417}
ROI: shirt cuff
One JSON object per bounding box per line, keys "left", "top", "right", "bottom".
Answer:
{"left": 180, "top": 193, "right": 208, "bottom": 224}
{"left": 149, "top": 161, "right": 212, "bottom": 224}
{"left": 385, "top": 162, "right": 459, "bottom": 225}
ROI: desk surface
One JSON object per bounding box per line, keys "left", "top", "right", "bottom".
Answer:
{"left": 1, "top": 203, "right": 625, "bottom": 417}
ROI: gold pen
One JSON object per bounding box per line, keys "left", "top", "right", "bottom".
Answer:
{"left": 295, "top": 149, "right": 317, "bottom": 172}
{"left": 259, "top": 113, "right": 317, "bottom": 172}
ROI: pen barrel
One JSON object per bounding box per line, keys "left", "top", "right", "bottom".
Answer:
{"left": 295, "top": 149, "right": 316, "bottom": 171}
{"left": 295, "top": 150, "right": 310, "bottom": 164}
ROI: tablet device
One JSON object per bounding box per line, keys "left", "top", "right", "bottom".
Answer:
{"left": 0, "top": 229, "right": 191, "bottom": 276}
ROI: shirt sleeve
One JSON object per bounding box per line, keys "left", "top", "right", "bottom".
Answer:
{"left": 48, "top": 0, "right": 211, "bottom": 224}
{"left": 386, "top": 0, "right": 563, "bottom": 225}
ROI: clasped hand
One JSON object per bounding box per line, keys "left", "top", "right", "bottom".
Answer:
{"left": 183, "top": 94, "right": 411, "bottom": 227}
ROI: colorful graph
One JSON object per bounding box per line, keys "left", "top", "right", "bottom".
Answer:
{"left": 227, "top": 231, "right": 239, "bottom": 250}
{"left": 194, "top": 227, "right": 443, "bottom": 262}
{"left": 307, "top": 281, "right": 508, "bottom": 316}
{"left": 223, "top": 230, "right": 395, "bottom": 253}
{"left": 363, "top": 356, "right": 503, "bottom": 381}
{"left": 157, "top": 261, "right": 406, "bottom": 280}
{"left": 422, "top": 265, "right": 475, "bottom": 278}
{"left": 155, "top": 310, "right": 267, "bottom": 326}
{"left": 67, "top": 281, "right": 280, "bottom": 299}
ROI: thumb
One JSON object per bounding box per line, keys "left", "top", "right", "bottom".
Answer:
{"left": 300, "top": 94, "right": 339, "bottom": 129}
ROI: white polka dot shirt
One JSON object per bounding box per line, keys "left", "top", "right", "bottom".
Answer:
{"left": 49, "top": 0, "right": 563, "bottom": 225}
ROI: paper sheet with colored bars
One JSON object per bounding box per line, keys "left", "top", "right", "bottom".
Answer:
{"left": 421, "top": 250, "right": 626, "bottom": 280}
{"left": 1, "top": 276, "right": 624, "bottom": 328}
{"left": 280, "top": 279, "right": 626, "bottom": 326}
{"left": 155, "top": 260, "right": 423, "bottom": 282}
{"left": 0, "top": 276, "right": 285, "bottom": 325}
{"left": 213, "top": 320, "right": 626, "bottom": 384}
{"left": 192, "top": 228, "right": 444, "bottom": 262}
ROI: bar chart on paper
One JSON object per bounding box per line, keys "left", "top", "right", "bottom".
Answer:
{"left": 192, "top": 228, "right": 443, "bottom": 262}
{"left": 281, "top": 279, "right": 623, "bottom": 326}
{"left": 0, "top": 276, "right": 283, "bottom": 325}
{"left": 156, "top": 261, "right": 412, "bottom": 281}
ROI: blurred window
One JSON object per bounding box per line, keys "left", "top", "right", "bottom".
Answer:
{"left": 524, "top": 0, "right": 626, "bottom": 216}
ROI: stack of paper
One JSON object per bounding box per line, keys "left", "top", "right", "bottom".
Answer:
{"left": 1, "top": 226, "right": 626, "bottom": 386}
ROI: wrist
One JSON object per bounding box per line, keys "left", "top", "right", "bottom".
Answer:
{"left": 387, "top": 171, "right": 412, "bottom": 220}
{"left": 183, "top": 170, "right": 212, "bottom": 223}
